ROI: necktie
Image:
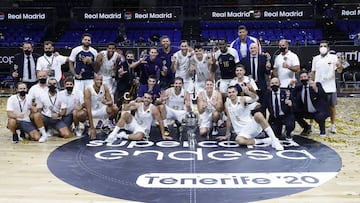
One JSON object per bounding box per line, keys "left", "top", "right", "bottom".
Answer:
{"left": 304, "top": 86, "right": 308, "bottom": 112}
{"left": 27, "top": 56, "right": 32, "bottom": 80}
{"left": 252, "top": 57, "right": 256, "bottom": 81}
{"left": 274, "top": 92, "right": 280, "bottom": 117}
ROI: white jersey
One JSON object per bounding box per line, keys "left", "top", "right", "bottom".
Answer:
{"left": 134, "top": 103, "right": 154, "bottom": 133}
{"left": 37, "top": 91, "right": 61, "bottom": 117}
{"left": 97, "top": 50, "right": 119, "bottom": 79}
{"left": 57, "top": 89, "right": 84, "bottom": 116}
{"left": 193, "top": 54, "right": 211, "bottom": 88}
{"left": 87, "top": 84, "right": 106, "bottom": 110}
{"left": 28, "top": 84, "right": 48, "bottom": 106}
{"left": 201, "top": 89, "right": 217, "bottom": 114}
{"left": 36, "top": 54, "right": 67, "bottom": 82}
{"left": 6, "top": 94, "right": 32, "bottom": 122}
{"left": 174, "top": 50, "right": 192, "bottom": 82}
{"left": 273, "top": 50, "right": 300, "bottom": 88}
{"left": 225, "top": 96, "right": 258, "bottom": 132}
{"left": 229, "top": 76, "right": 259, "bottom": 91}
{"left": 166, "top": 87, "right": 186, "bottom": 110}
{"left": 311, "top": 53, "right": 338, "bottom": 93}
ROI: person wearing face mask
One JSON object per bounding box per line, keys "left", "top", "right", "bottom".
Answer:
{"left": 10, "top": 41, "right": 41, "bottom": 88}
{"left": 292, "top": 70, "right": 330, "bottom": 137}
{"left": 311, "top": 40, "right": 343, "bottom": 134}
{"left": 262, "top": 77, "right": 295, "bottom": 141}
{"left": 36, "top": 41, "right": 68, "bottom": 86}
{"left": 34, "top": 77, "right": 72, "bottom": 142}
{"left": 6, "top": 82, "right": 42, "bottom": 142}
{"left": 57, "top": 76, "right": 87, "bottom": 136}
{"left": 27, "top": 71, "right": 49, "bottom": 110}
{"left": 272, "top": 39, "right": 300, "bottom": 89}
{"left": 115, "top": 50, "right": 138, "bottom": 108}
{"left": 69, "top": 33, "right": 98, "bottom": 93}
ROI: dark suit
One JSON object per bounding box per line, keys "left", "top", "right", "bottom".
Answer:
{"left": 10, "top": 52, "right": 40, "bottom": 88}
{"left": 292, "top": 82, "right": 330, "bottom": 134}
{"left": 262, "top": 89, "right": 295, "bottom": 138}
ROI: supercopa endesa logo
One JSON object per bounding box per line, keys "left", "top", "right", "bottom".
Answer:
{"left": 48, "top": 136, "right": 341, "bottom": 203}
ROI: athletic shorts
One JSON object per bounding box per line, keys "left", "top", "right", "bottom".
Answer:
{"left": 234, "top": 119, "right": 263, "bottom": 139}
{"left": 125, "top": 118, "right": 148, "bottom": 136}
{"left": 18, "top": 120, "right": 37, "bottom": 133}
{"left": 165, "top": 105, "right": 187, "bottom": 123}
{"left": 43, "top": 115, "right": 68, "bottom": 130}
{"left": 326, "top": 93, "right": 337, "bottom": 106}
{"left": 219, "top": 79, "right": 232, "bottom": 94}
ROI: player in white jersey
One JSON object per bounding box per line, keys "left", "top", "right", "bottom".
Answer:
{"left": 197, "top": 79, "right": 223, "bottom": 137}
{"left": 95, "top": 42, "right": 120, "bottom": 96}
{"left": 35, "top": 77, "right": 72, "bottom": 142}
{"left": 36, "top": 41, "right": 68, "bottom": 84}
{"left": 171, "top": 40, "right": 195, "bottom": 93}
{"left": 218, "top": 86, "right": 284, "bottom": 151}
{"left": 84, "top": 74, "right": 118, "bottom": 139}
{"left": 6, "top": 82, "right": 42, "bottom": 142}
{"left": 57, "top": 76, "right": 87, "bottom": 136}
{"left": 190, "top": 44, "right": 215, "bottom": 98}
{"left": 273, "top": 39, "right": 300, "bottom": 88}
{"left": 229, "top": 64, "right": 258, "bottom": 95}
{"left": 105, "top": 92, "right": 167, "bottom": 143}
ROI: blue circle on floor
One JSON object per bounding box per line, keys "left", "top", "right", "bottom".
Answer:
{"left": 48, "top": 135, "right": 341, "bottom": 203}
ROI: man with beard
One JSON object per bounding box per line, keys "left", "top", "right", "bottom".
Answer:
{"left": 11, "top": 41, "right": 40, "bottom": 88}
{"left": 6, "top": 82, "right": 41, "bottom": 142}
{"left": 158, "top": 35, "right": 180, "bottom": 90}
{"left": 171, "top": 40, "right": 195, "bottom": 93}
{"left": 230, "top": 25, "right": 262, "bottom": 61}
{"left": 104, "top": 92, "right": 168, "bottom": 143}
{"left": 217, "top": 86, "right": 284, "bottom": 151}
{"left": 213, "top": 38, "right": 240, "bottom": 95}
{"left": 95, "top": 42, "right": 121, "bottom": 96}
{"left": 35, "top": 77, "right": 72, "bottom": 142}
{"left": 69, "top": 33, "right": 98, "bottom": 92}
{"left": 57, "top": 76, "right": 87, "bottom": 137}
{"left": 36, "top": 41, "right": 68, "bottom": 84}
{"left": 273, "top": 39, "right": 300, "bottom": 89}
{"left": 84, "top": 74, "right": 118, "bottom": 139}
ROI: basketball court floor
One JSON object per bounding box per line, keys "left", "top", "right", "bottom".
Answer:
{"left": 0, "top": 97, "right": 359, "bottom": 203}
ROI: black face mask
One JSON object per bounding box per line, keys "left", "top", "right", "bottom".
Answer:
{"left": 39, "top": 78, "right": 47, "bottom": 84}
{"left": 45, "top": 51, "right": 53, "bottom": 57}
{"left": 24, "top": 50, "right": 31, "bottom": 55}
{"left": 66, "top": 86, "right": 73, "bottom": 94}
{"left": 300, "top": 79, "right": 308, "bottom": 86}
{"left": 279, "top": 47, "right": 286, "bottom": 53}
{"left": 127, "top": 59, "right": 133, "bottom": 64}
{"left": 271, "top": 85, "right": 279, "bottom": 92}
{"left": 18, "top": 90, "right": 26, "bottom": 97}
{"left": 49, "top": 85, "right": 57, "bottom": 92}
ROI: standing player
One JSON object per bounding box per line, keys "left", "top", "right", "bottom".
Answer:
{"left": 69, "top": 33, "right": 98, "bottom": 92}
{"left": 190, "top": 44, "right": 215, "bottom": 98}
{"left": 95, "top": 42, "right": 121, "bottom": 96}
{"left": 230, "top": 25, "right": 262, "bottom": 61}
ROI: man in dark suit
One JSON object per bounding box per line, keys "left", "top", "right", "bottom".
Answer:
{"left": 292, "top": 69, "right": 330, "bottom": 137}
{"left": 240, "top": 42, "right": 271, "bottom": 104}
{"left": 262, "top": 77, "right": 295, "bottom": 140}
{"left": 10, "top": 42, "right": 40, "bottom": 88}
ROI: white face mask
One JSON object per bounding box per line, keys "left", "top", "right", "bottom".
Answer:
{"left": 319, "top": 47, "right": 328, "bottom": 55}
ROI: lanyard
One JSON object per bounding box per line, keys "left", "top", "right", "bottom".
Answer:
{"left": 17, "top": 95, "right": 26, "bottom": 113}
{"left": 48, "top": 93, "right": 57, "bottom": 107}
{"left": 44, "top": 55, "right": 55, "bottom": 68}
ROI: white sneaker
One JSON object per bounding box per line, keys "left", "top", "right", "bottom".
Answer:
{"left": 330, "top": 124, "right": 336, "bottom": 134}
{"left": 39, "top": 132, "right": 50, "bottom": 143}
{"left": 104, "top": 133, "right": 117, "bottom": 143}
{"left": 116, "top": 131, "right": 126, "bottom": 139}
{"left": 212, "top": 126, "right": 219, "bottom": 136}
{"left": 310, "top": 123, "right": 314, "bottom": 132}
{"left": 320, "top": 133, "right": 327, "bottom": 137}
{"left": 271, "top": 140, "right": 284, "bottom": 151}
{"left": 74, "top": 127, "right": 82, "bottom": 137}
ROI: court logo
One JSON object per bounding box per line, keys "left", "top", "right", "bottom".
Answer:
{"left": 48, "top": 136, "right": 341, "bottom": 203}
